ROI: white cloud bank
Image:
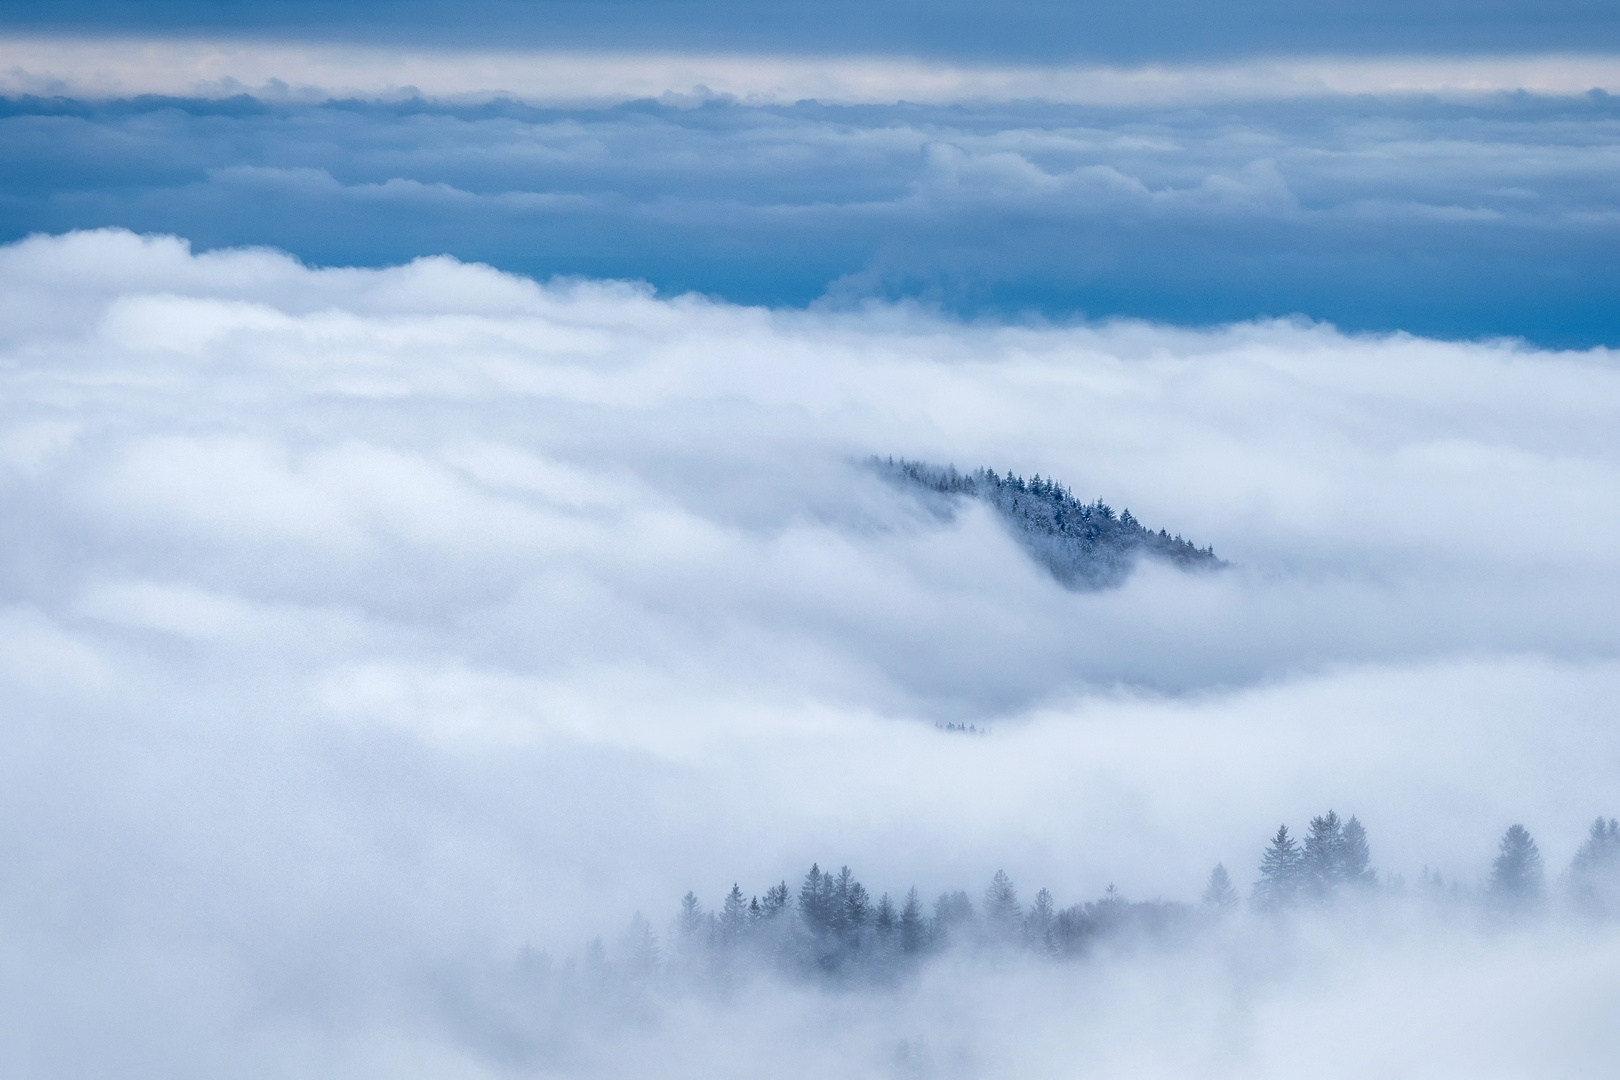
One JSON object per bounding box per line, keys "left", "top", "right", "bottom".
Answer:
{"left": 2, "top": 229, "right": 1620, "bottom": 1077}
{"left": 2, "top": 36, "right": 1619, "bottom": 104}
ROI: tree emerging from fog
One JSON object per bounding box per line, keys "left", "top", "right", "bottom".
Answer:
{"left": 1569, "top": 817, "right": 1620, "bottom": 917}
{"left": 1201, "top": 863, "right": 1239, "bottom": 909}
{"left": 874, "top": 457, "right": 1221, "bottom": 589}
{"left": 1488, "top": 824, "right": 1545, "bottom": 912}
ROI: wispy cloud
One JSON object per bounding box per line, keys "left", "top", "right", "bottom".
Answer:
{"left": 3, "top": 37, "right": 1620, "bottom": 105}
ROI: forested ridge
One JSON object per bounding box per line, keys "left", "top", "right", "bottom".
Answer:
{"left": 874, "top": 457, "right": 1220, "bottom": 589}
{"left": 539, "top": 813, "right": 1620, "bottom": 995}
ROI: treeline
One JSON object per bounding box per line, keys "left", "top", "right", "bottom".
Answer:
{"left": 568, "top": 812, "right": 1620, "bottom": 990}
{"left": 1233, "top": 812, "right": 1620, "bottom": 917}
{"left": 873, "top": 457, "right": 1220, "bottom": 589}
{"left": 652, "top": 867, "right": 1187, "bottom": 985}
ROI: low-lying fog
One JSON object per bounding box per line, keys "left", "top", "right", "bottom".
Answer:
{"left": 1, "top": 229, "right": 1617, "bottom": 1078}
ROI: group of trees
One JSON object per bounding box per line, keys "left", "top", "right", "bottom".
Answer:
{"left": 1246, "top": 810, "right": 1376, "bottom": 909}
{"left": 487, "top": 815, "right": 1620, "bottom": 1062}
{"left": 874, "top": 457, "right": 1220, "bottom": 590}
{"left": 645, "top": 864, "right": 1185, "bottom": 985}
{"left": 608, "top": 811, "right": 1620, "bottom": 990}
{"left": 538, "top": 812, "right": 1620, "bottom": 999}
{"left": 1231, "top": 813, "right": 1620, "bottom": 918}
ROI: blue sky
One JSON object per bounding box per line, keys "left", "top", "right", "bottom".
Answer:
{"left": 6, "top": 0, "right": 1620, "bottom": 60}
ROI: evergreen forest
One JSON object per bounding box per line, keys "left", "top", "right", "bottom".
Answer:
{"left": 541, "top": 813, "right": 1620, "bottom": 999}
{"left": 874, "top": 458, "right": 1221, "bottom": 589}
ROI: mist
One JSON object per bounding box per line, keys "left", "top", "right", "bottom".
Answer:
{"left": 2, "top": 228, "right": 1619, "bottom": 1077}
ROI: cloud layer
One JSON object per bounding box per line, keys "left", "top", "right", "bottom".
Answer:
{"left": 2, "top": 229, "right": 1619, "bottom": 1075}
{"left": 3, "top": 87, "right": 1619, "bottom": 343}
{"left": 6, "top": 38, "right": 1620, "bottom": 104}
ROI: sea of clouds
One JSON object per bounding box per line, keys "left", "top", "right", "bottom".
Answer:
{"left": 2, "top": 227, "right": 1619, "bottom": 1077}
{"left": 3, "top": 67, "right": 1618, "bottom": 341}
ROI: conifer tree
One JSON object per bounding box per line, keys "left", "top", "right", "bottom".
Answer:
{"left": 843, "top": 874, "right": 871, "bottom": 946}
{"left": 985, "top": 870, "right": 1021, "bottom": 941}
{"left": 830, "top": 866, "right": 865, "bottom": 943}
{"left": 619, "top": 912, "right": 661, "bottom": 976}
{"left": 1255, "top": 825, "right": 1304, "bottom": 909}
{"left": 1341, "top": 816, "right": 1375, "bottom": 886}
{"left": 799, "top": 865, "right": 831, "bottom": 936}
{"left": 874, "top": 893, "right": 897, "bottom": 937}
{"left": 1202, "top": 863, "right": 1239, "bottom": 909}
{"left": 1026, "top": 887, "right": 1057, "bottom": 954}
{"left": 1568, "top": 817, "right": 1620, "bottom": 916}
{"left": 1488, "top": 824, "right": 1545, "bottom": 913}
{"left": 932, "top": 890, "right": 975, "bottom": 946}
{"left": 1302, "top": 810, "right": 1345, "bottom": 900}
{"left": 676, "top": 892, "right": 705, "bottom": 937}
{"left": 761, "top": 882, "right": 790, "bottom": 918}
{"left": 672, "top": 892, "right": 708, "bottom": 967}
{"left": 720, "top": 884, "right": 749, "bottom": 945}
{"left": 899, "top": 887, "right": 925, "bottom": 953}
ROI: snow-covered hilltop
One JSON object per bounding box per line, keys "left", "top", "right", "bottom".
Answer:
{"left": 875, "top": 457, "right": 1221, "bottom": 589}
